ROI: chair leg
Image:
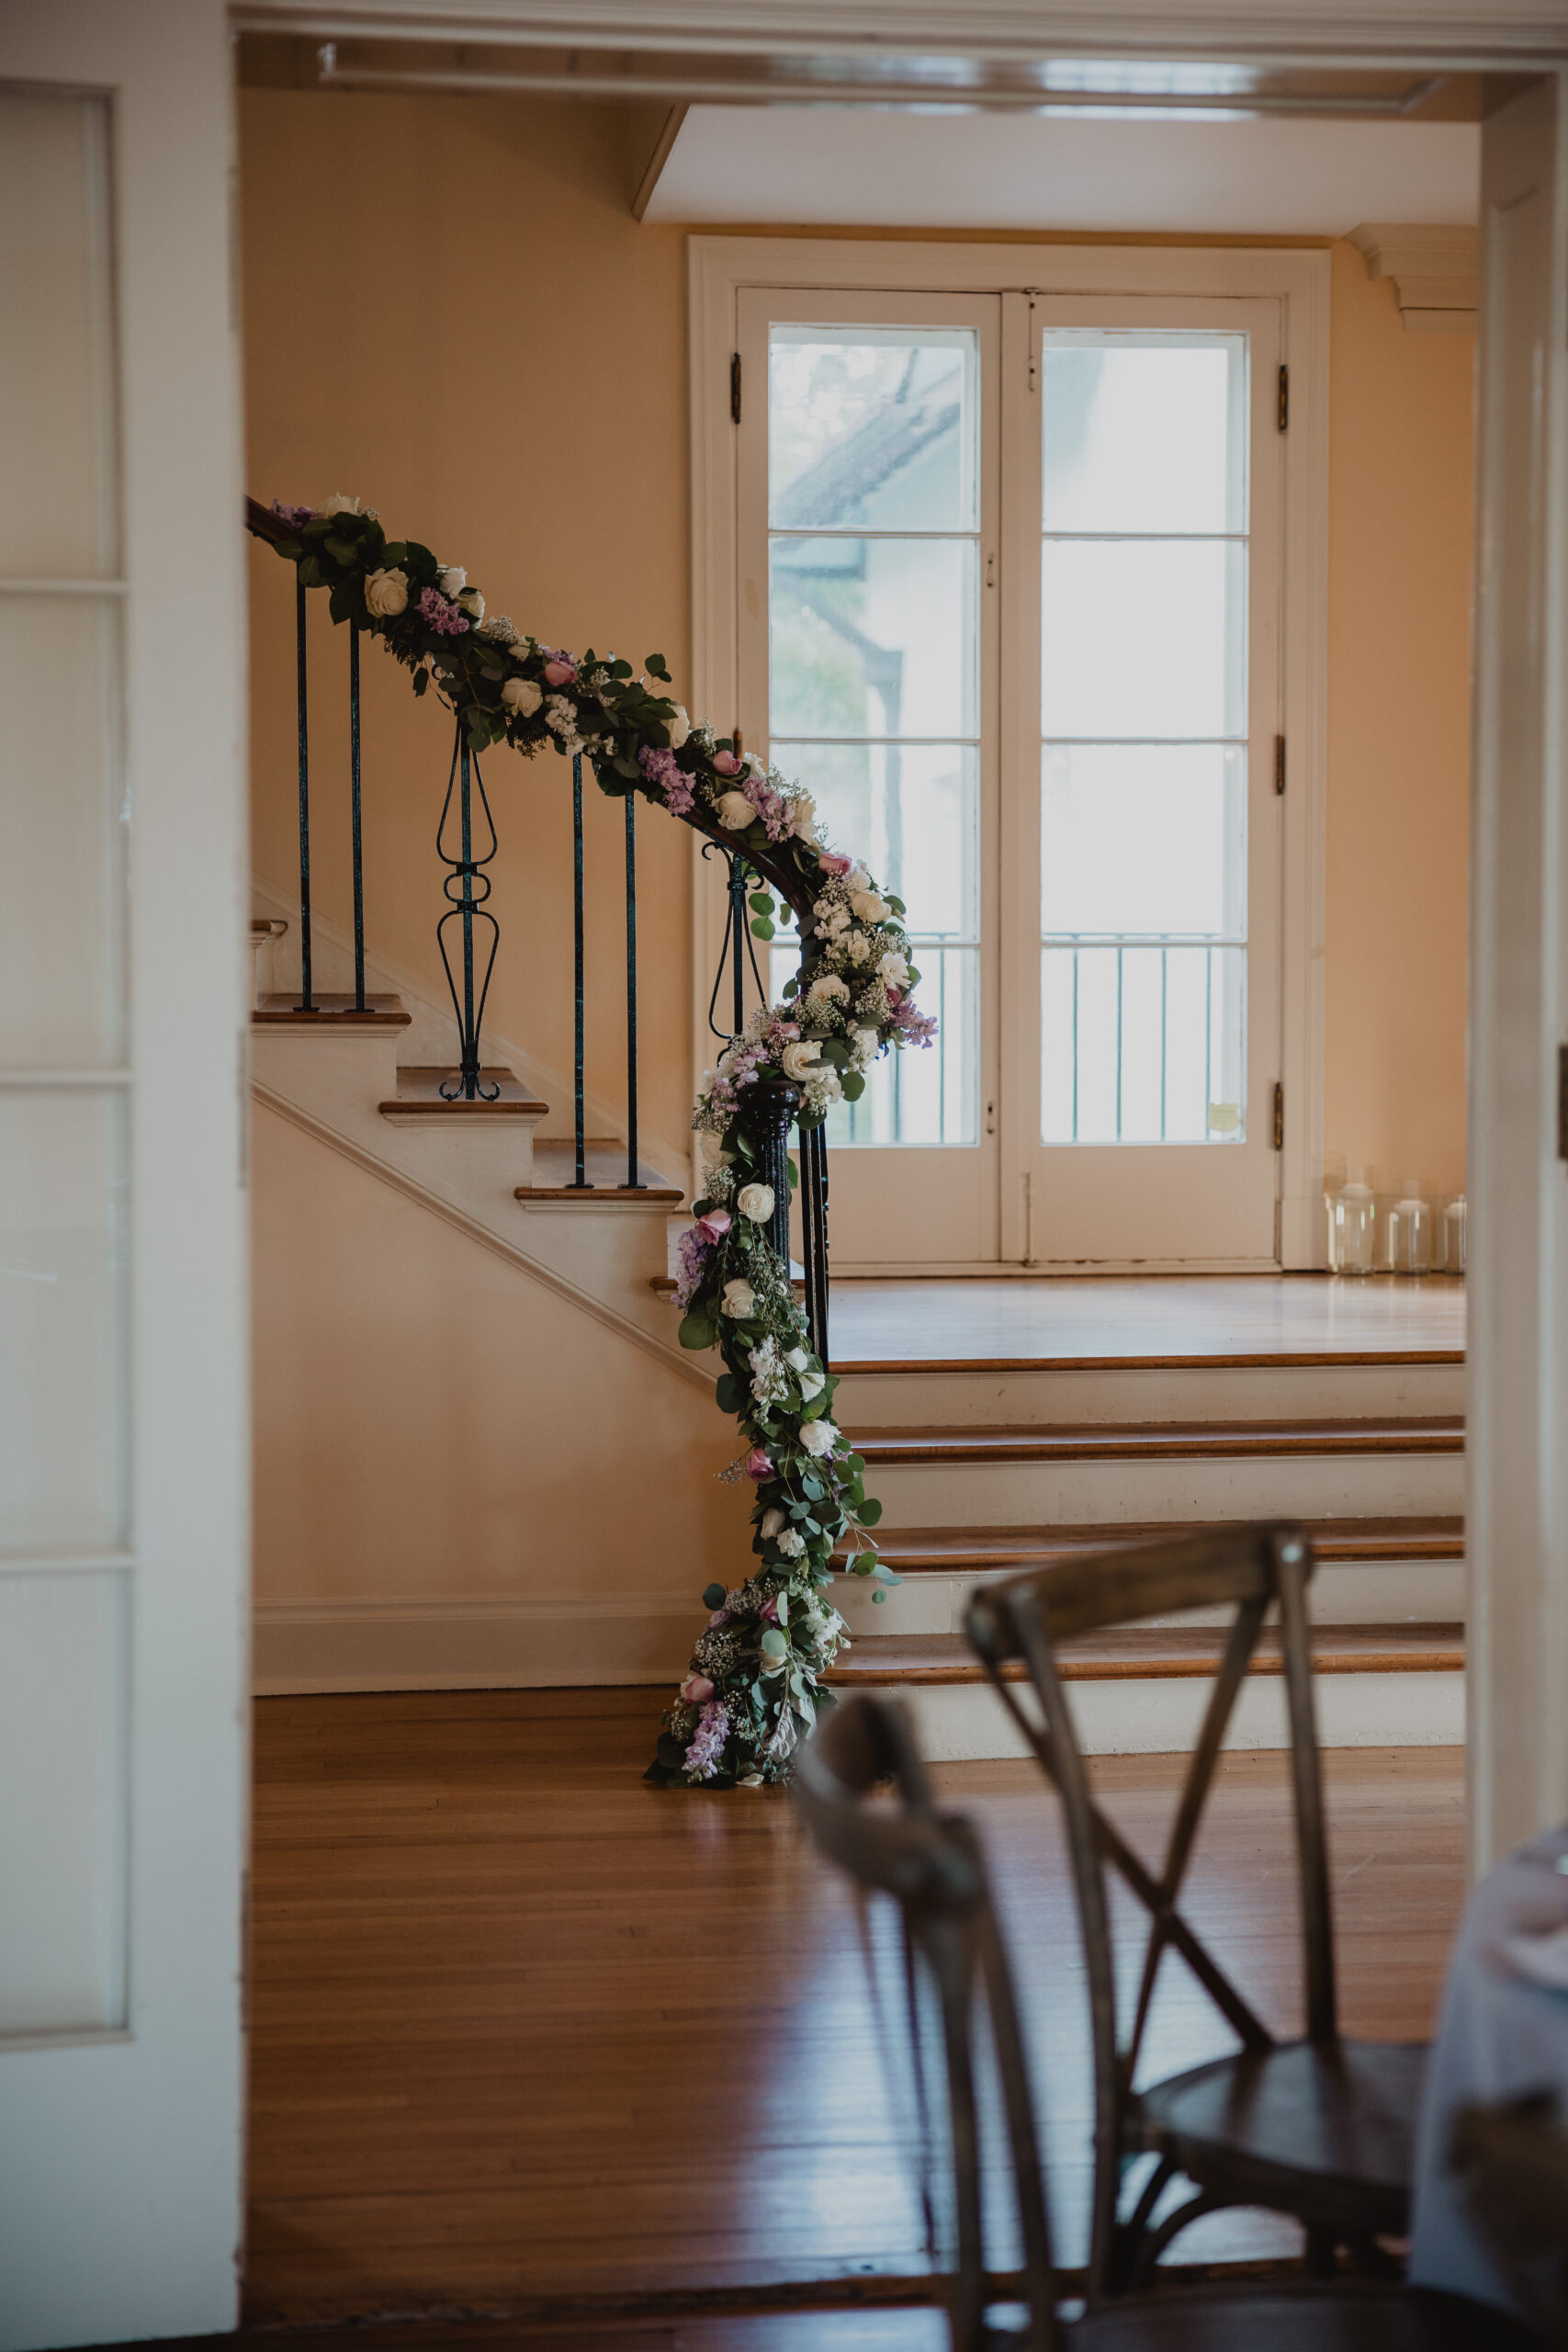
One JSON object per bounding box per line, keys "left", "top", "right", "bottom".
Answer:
{"left": 1109, "top": 2154, "right": 1178, "bottom": 2294}
{"left": 1128, "top": 2189, "right": 1227, "bottom": 2287}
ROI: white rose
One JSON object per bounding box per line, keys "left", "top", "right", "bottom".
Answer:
{"left": 851, "top": 890, "right": 891, "bottom": 925}
{"left": 792, "top": 796, "right": 817, "bottom": 839}
{"left": 807, "top": 974, "right": 851, "bottom": 1007}
{"left": 737, "top": 1182, "right": 775, "bottom": 1224}
{"left": 798, "top": 1368, "right": 826, "bottom": 1401}
{"left": 760, "top": 1507, "right": 786, "bottom": 1540}
{"left": 744, "top": 752, "right": 769, "bottom": 779}
{"left": 721, "top": 1278, "right": 756, "bottom": 1318}
{"left": 780, "top": 1041, "right": 821, "bottom": 1082}
{"left": 814, "top": 902, "right": 851, "bottom": 939}
{"left": 322, "top": 492, "right": 362, "bottom": 517}
{"left": 798, "top": 1419, "right": 838, "bottom": 1458}
{"left": 853, "top": 1026, "right": 880, "bottom": 1065}
{"left": 438, "top": 566, "right": 467, "bottom": 597}
{"left": 877, "top": 950, "right": 910, "bottom": 987}
{"left": 776, "top": 1529, "right": 807, "bottom": 1558}
{"left": 364, "top": 566, "right": 409, "bottom": 618}
{"left": 846, "top": 933, "right": 873, "bottom": 966}
{"left": 846, "top": 865, "right": 871, "bottom": 894}
{"left": 457, "top": 586, "right": 485, "bottom": 622}
{"left": 502, "top": 675, "right": 542, "bottom": 717}
{"left": 785, "top": 1347, "right": 810, "bottom": 1372}
{"left": 667, "top": 703, "right": 691, "bottom": 750}
{"left": 716, "top": 790, "right": 755, "bottom": 831}
{"left": 699, "top": 1130, "right": 734, "bottom": 1167}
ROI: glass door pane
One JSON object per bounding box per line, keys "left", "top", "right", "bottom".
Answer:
{"left": 766, "top": 324, "right": 982, "bottom": 1146}
{"left": 1039, "top": 331, "right": 1250, "bottom": 1149}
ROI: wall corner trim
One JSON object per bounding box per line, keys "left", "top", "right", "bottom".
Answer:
{"left": 1348, "top": 222, "right": 1478, "bottom": 334}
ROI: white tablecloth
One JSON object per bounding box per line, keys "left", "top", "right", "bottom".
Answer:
{"left": 1409, "top": 1820, "right": 1568, "bottom": 2316}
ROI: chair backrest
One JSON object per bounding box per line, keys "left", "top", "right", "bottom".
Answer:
{"left": 795, "top": 1694, "right": 1061, "bottom": 2352}
{"left": 963, "top": 1521, "right": 1331, "bottom": 2297}
{"left": 1451, "top": 2094, "right": 1568, "bottom": 2342}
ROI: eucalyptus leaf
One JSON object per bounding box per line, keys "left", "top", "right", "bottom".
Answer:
{"left": 703, "top": 1582, "right": 727, "bottom": 1610}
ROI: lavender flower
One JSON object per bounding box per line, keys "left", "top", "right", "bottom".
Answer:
{"left": 673, "top": 1223, "right": 714, "bottom": 1309}
{"left": 638, "top": 743, "right": 695, "bottom": 816}
{"left": 893, "top": 999, "right": 940, "bottom": 1046}
{"left": 683, "top": 1699, "right": 730, "bottom": 1781}
{"left": 271, "top": 501, "right": 315, "bottom": 529}
{"left": 417, "top": 584, "right": 470, "bottom": 637}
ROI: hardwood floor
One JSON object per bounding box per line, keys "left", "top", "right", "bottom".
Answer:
{"left": 248, "top": 1690, "right": 1466, "bottom": 2328}
{"left": 828, "top": 1273, "right": 1465, "bottom": 1369}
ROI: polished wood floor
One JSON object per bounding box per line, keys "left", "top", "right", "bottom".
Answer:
{"left": 829, "top": 1273, "right": 1465, "bottom": 1368}
{"left": 248, "top": 1690, "right": 1466, "bottom": 2329}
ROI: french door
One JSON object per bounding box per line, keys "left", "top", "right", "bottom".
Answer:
{"left": 735, "top": 288, "right": 1003, "bottom": 1266}
{"left": 727, "top": 272, "right": 1291, "bottom": 1272}
{"left": 1003, "top": 294, "right": 1286, "bottom": 1268}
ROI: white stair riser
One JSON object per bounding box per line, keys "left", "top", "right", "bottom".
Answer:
{"left": 836, "top": 1556, "right": 1463, "bottom": 1637}
{"left": 894, "top": 1669, "right": 1464, "bottom": 1760}
{"left": 863, "top": 1451, "right": 1463, "bottom": 1528}
{"left": 836, "top": 1361, "right": 1464, "bottom": 1429}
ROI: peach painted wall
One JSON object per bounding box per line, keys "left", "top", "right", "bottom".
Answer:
{"left": 1325, "top": 243, "right": 1472, "bottom": 1203}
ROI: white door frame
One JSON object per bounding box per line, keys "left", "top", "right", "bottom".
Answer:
{"left": 0, "top": 4, "right": 250, "bottom": 2346}
{"left": 690, "top": 236, "right": 1330, "bottom": 1268}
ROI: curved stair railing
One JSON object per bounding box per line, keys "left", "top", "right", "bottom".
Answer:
{"left": 246, "top": 493, "right": 833, "bottom": 1363}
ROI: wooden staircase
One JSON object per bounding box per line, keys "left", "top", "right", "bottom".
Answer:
{"left": 828, "top": 1314, "right": 1465, "bottom": 1759}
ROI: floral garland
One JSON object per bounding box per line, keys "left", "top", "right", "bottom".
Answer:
{"left": 250, "top": 493, "right": 937, "bottom": 1788}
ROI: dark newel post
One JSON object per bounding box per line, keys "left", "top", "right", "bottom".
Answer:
{"left": 625, "top": 789, "right": 643, "bottom": 1190}
{"left": 571, "top": 752, "right": 589, "bottom": 1186}
{"left": 740, "top": 1076, "right": 800, "bottom": 1277}
{"left": 294, "top": 575, "right": 314, "bottom": 1011}
{"left": 348, "top": 620, "right": 367, "bottom": 1012}
{"left": 798, "top": 1119, "right": 830, "bottom": 1369}
{"left": 434, "top": 718, "right": 500, "bottom": 1102}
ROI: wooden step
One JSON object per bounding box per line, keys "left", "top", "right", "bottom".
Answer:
{"left": 254, "top": 989, "right": 410, "bottom": 1028}
{"left": 378, "top": 1065, "right": 547, "bottom": 1117}
{"left": 833, "top": 1515, "right": 1465, "bottom": 1575}
{"left": 828, "top": 1623, "right": 1465, "bottom": 1688}
{"left": 519, "top": 1137, "right": 683, "bottom": 1204}
{"left": 852, "top": 1418, "right": 1464, "bottom": 1467}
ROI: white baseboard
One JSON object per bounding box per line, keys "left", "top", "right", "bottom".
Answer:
{"left": 254, "top": 1593, "right": 699, "bottom": 1694}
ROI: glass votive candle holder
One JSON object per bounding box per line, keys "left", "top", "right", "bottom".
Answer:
{"left": 1387, "top": 1179, "right": 1432, "bottom": 1276}
{"left": 1441, "top": 1193, "right": 1467, "bottom": 1274}
{"left": 1331, "top": 1169, "right": 1378, "bottom": 1276}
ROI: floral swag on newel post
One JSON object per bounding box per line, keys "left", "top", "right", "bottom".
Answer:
{"left": 249, "top": 494, "right": 938, "bottom": 1790}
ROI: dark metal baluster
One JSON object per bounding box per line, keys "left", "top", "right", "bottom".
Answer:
{"left": 571, "top": 752, "right": 589, "bottom": 1186}
{"left": 348, "top": 621, "right": 366, "bottom": 1012}
{"left": 294, "top": 576, "right": 314, "bottom": 1012}
{"left": 625, "top": 790, "right": 644, "bottom": 1191}
{"left": 798, "top": 1119, "right": 830, "bottom": 1369}
{"left": 741, "top": 1077, "right": 801, "bottom": 1271}
{"left": 434, "top": 719, "right": 500, "bottom": 1102}
{"left": 729, "top": 853, "right": 748, "bottom": 1036}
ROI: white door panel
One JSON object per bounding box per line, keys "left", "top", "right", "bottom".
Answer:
{"left": 0, "top": 5, "right": 248, "bottom": 2345}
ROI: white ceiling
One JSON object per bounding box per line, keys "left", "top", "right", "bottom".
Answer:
{"left": 645, "top": 106, "right": 1480, "bottom": 236}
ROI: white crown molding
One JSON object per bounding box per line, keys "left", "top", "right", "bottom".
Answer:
{"left": 1348, "top": 220, "right": 1478, "bottom": 329}
{"left": 232, "top": 0, "right": 1568, "bottom": 67}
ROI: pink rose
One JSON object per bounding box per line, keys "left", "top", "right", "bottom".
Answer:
{"left": 760, "top": 1596, "right": 780, "bottom": 1624}
{"left": 680, "top": 1673, "right": 716, "bottom": 1706}
{"left": 543, "top": 659, "right": 576, "bottom": 687}
{"left": 885, "top": 985, "right": 902, "bottom": 1006}
{"left": 776, "top": 1022, "right": 799, "bottom": 1040}
{"left": 694, "top": 1208, "right": 732, "bottom": 1245}
{"left": 818, "top": 852, "right": 852, "bottom": 876}
{"left": 743, "top": 1447, "right": 773, "bottom": 1481}
{"left": 712, "top": 749, "right": 742, "bottom": 775}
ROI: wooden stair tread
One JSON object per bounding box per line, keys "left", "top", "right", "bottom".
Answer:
{"left": 251, "top": 917, "right": 288, "bottom": 939}
{"left": 254, "top": 990, "right": 411, "bottom": 1029}
{"left": 379, "top": 1066, "right": 547, "bottom": 1115}
{"left": 828, "top": 1623, "right": 1466, "bottom": 1687}
{"left": 520, "top": 1139, "right": 683, "bottom": 1202}
{"left": 851, "top": 1418, "right": 1464, "bottom": 1464}
{"left": 832, "top": 1516, "right": 1465, "bottom": 1573}
{"left": 835, "top": 1350, "right": 1466, "bottom": 1373}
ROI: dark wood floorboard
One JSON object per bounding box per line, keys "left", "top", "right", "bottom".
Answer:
{"left": 248, "top": 1690, "right": 1466, "bottom": 2324}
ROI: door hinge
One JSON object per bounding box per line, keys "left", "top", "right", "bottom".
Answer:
{"left": 1274, "top": 734, "right": 1287, "bottom": 795}
{"left": 1273, "top": 1082, "right": 1285, "bottom": 1151}
{"left": 1559, "top": 1044, "right": 1568, "bottom": 1159}
{"left": 730, "top": 351, "right": 742, "bottom": 425}
{"left": 1278, "top": 364, "right": 1290, "bottom": 432}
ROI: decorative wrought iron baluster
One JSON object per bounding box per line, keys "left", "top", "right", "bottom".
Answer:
{"left": 571, "top": 752, "right": 589, "bottom": 1186}
{"left": 797, "top": 1118, "right": 830, "bottom": 1369}
{"left": 434, "top": 719, "right": 500, "bottom": 1102}
{"left": 624, "top": 789, "right": 643, "bottom": 1190}
{"left": 348, "top": 620, "right": 366, "bottom": 1012}
{"left": 703, "top": 842, "right": 768, "bottom": 1044}
{"left": 740, "top": 1077, "right": 801, "bottom": 1271}
{"left": 294, "top": 576, "right": 314, "bottom": 1012}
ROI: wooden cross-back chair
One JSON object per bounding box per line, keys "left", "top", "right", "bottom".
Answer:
{"left": 795, "top": 1693, "right": 1535, "bottom": 2352}
{"left": 963, "top": 1521, "right": 1428, "bottom": 2298}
